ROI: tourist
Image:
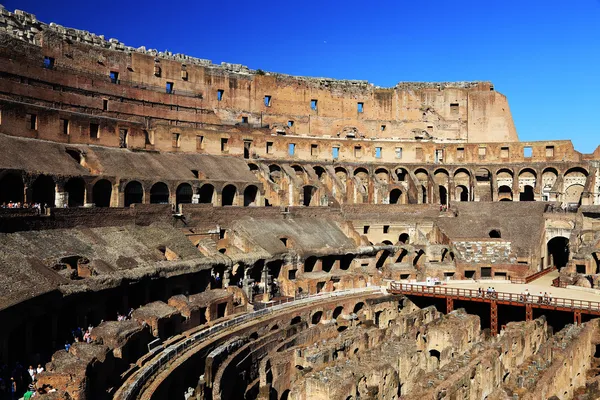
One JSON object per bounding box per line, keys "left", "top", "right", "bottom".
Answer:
{"left": 478, "top": 287, "right": 483, "bottom": 297}
{"left": 10, "top": 377, "right": 16, "bottom": 399}
{"left": 36, "top": 364, "right": 44, "bottom": 375}
{"left": 65, "top": 342, "right": 71, "bottom": 352}
{"left": 27, "top": 365, "right": 35, "bottom": 381}
{"left": 83, "top": 329, "right": 91, "bottom": 343}
{"left": 538, "top": 292, "right": 544, "bottom": 304}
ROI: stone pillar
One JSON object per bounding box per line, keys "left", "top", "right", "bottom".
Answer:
{"left": 223, "top": 267, "right": 231, "bottom": 288}
{"left": 263, "top": 266, "right": 270, "bottom": 302}
{"left": 55, "top": 181, "right": 68, "bottom": 208}
{"left": 512, "top": 176, "right": 520, "bottom": 202}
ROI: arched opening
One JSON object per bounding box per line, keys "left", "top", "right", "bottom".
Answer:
{"left": 489, "top": 229, "right": 501, "bottom": 238}
{"left": 313, "top": 166, "right": 327, "bottom": 182}
{"left": 269, "top": 164, "right": 283, "bottom": 183}
{"left": 390, "top": 189, "right": 403, "bottom": 204}
{"left": 353, "top": 302, "right": 364, "bottom": 314}
{"left": 304, "top": 256, "right": 317, "bottom": 273}
{"left": 498, "top": 185, "right": 513, "bottom": 201}
{"left": 439, "top": 186, "right": 447, "bottom": 205}
{"left": 395, "top": 167, "right": 408, "bottom": 182}
{"left": 280, "top": 390, "right": 291, "bottom": 400}
{"left": 176, "top": 183, "right": 193, "bottom": 206}
{"left": 243, "top": 185, "right": 258, "bottom": 206}
{"left": 198, "top": 184, "right": 215, "bottom": 204}
{"left": 65, "top": 177, "right": 85, "bottom": 207}
{"left": 565, "top": 184, "right": 585, "bottom": 205}
{"left": 150, "top": 182, "right": 170, "bottom": 204}
{"left": 124, "top": 181, "right": 143, "bottom": 207}
{"left": 520, "top": 185, "right": 535, "bottom": 201}
{"left": 222, "top": 185, "right": 237, "bottom": 206}
{"left": 395, "top": 249, "right": 408, "bottom": 263}
{"left": 421, "top": 184, "right": 427, "bottom": 204}
{"left": 398, "top": 233, "right": 409, "bottom": 244}
{"left": 290, "top": 316, "right": 302, "bottom": 326}
{"left": 311, "top": 311, "right": 322, "bottom": 325}
{"left": 332, "top": 306, "right": 344, "bottom": 319}
{"left": 548, "top": 236, "right": 569, "bottom": 270}
{"left": 31, "top": 175, "right": 56, "bottom": 208}
{"left": 0, "top": 173, "right": 24, "bottom": 204}
{"left": 375, "top": 250, "right": 391, "bottom": 270}
{"left": 429, "top": 349, "right": 441, "bottom": 362}
{"left": 413, "top": 249, "right": 425, "bottom": 267}
{"left": 456, "top": 185, "right": 469, "bottom": 202}
{"left": 375, "top": 168, "right": 389, "bottom": 184}
{"left": 92, "top": 179, "right": 112, "bottom": 207}
{"left": 302, "top": 185, "right": 317, "bottom": 206}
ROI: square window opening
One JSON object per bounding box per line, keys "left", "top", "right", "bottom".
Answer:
{"left": 241, "top": 116, "right": 249, "bottom": 124}
{"left": 221, "top": 138, "right": 229, "bottom": 152}
{"left": 266, "top": 141, "right": 273, "bottom": 154}
{"left": 27, "top": 113, "right": 37, "bottom": 130}
{"left": 457, "top": 147, "right": 465, "bottom": 159}
{"left": 310, "top": 99, "right": 318, "bottom": 111}
{"left": 217, "top": 89, "right": 224, "bottom": 101}
{"left": 383, "top": 225, "right": 390, "bottom": 234}
{"left": 288, "top": 143, "right": 296, "bottom": 156}
{"left": 60, "top": 118, "right": 69, "bottom": 135}
{"left": 311, "top": 144, "right": 318, "bottom": 156}
{"left": 357, "top": 102, "right": 364, "bottom": 113}
{"left": 395, "top": 147, "right": 403, "bottom": 159}
{"left": 524, "top": 146, "right": 533, "bottom": 158}
{"left": 166, "top": 82, "right": 174, "bottom": 94}
{"left": 332, "top": 146, "right": 339, "bottom": 160}
{"left": 354, "top": 146, "right": 362, "bottom": 158}
{"left": 196, "top": 135, "right": 204, "bottom": 150}
{"left": 478, "top": 147, "right": 486, "bottom": 157}
{"left": 381, "top": 125, "right": 386, "bottom": 131}
{"left": 264, "top": 95, "right": 271, "bottom": 107}
{"left": 546, "top": 146, "right": 554, "bottom": 157}
{"left": 288, "top": 120, "right": 294, "bottom": 128}
{"left": 172, "top": 133, "right": 181, "bottom": 148}
{"left": 450, "top": 103, "right": 459, "bottom": 114}
{"left": 109, "top": 71, "right": 119, "bottom": 84}
{"left": 375, "top": 147, "right": 382, "bottom": 159}
{"left": 501, "top": 147, "right": 509, "bottom": 158}
{"left": 43, "top": 56, "right": 55, "bottom": 69}
{"left": 102, "top": 99, "right": 108, "bottom": 111}
{"left": 363, "top": 226, "right": 370, "bottom": 234}
{"left": 90, "top": 123, "right": 99, "bottom": 139}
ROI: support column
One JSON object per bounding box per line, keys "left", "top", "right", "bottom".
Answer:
{"left": 574, "top": 311, "right": 582, "bottom": 325}
{"left": 490, "top": 301, "right": 498, "bottom": 336}
{"left": 446, "top": 297, "right": 454, "bottom": 314}
{"left": 525, "top": 304, "right": 533, "bottom": 321}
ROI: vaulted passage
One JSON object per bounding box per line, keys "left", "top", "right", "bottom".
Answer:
{"left": 92, "top": 179, "right": 112, "bottom": 207}
{"left": 124, "top": 181, "right": 143, "bottom": 207}
{"left": 65, "top": 177, "right": 85, "bottom": 207}
{"left": 244, "top": 185, "right": 258, "bottom": 206}
{"left": 222, "top": 185, "right": 237, "bottom": 206}
{"left": 198, "top": 184, "right": 215, "bottom": 204}
{"left": 547, "top": 236, "right": 569, "bottom": 270}
{"left": 176, "top": 183, "right": 193, "bottom": 206}
{"left": 150, "top": 182, "right": 170, "bottom": 204}
{"left": 31, "top": 175, "right": 55, "bottom": 207}
{"left": 390, "top": 189, "right": 403, "bottom": 204}
{"left": 0, "top": 173, "right": 24, "bottom": 204}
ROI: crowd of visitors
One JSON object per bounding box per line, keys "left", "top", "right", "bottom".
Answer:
{"left": 0, "top": 362, "right": 48, "bottom": 399}
{"left": 0, "top": 202, "right": 44, "bottom": 211}
{"left": 478, "top": 287, "right": 498, "bottom": 299}
{"left": 519, "top": 289, "right": 553, "bottom": 304}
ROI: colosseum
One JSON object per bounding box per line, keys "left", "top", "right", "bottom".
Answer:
{"left": 1, "top": 5, "right": 600, "bottom": 400}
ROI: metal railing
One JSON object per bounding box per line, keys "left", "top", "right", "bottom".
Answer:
{"left": 389, "top": 282, "right": 600, "bottom": 312}
{"left": 117, "top": 286, "right": 381, "bottom": 400}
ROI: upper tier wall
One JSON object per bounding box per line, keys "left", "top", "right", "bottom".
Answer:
{"left": 0, "top": 6, "right": 518, "bottom": 145}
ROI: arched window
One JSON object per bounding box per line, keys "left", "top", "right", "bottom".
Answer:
{"left": 32, "top": 175, "right": 56, "bottom": 207}
{"left": 243, "top": 185, "right": 258, "bottom": 206}
{"left": 198, "top": 184, "right": 215, "bottom": 204}
{"left": 0, "top": 173, "right": 24, "bottom": 204}
{"left": 222, "top": 185, "right": 237, "bottom": 206}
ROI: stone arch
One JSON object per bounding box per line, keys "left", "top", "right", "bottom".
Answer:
{"left": 150, "top": 182, "right": 170, "bottom": 204}
{"left": 313, "top": 166, "right": 327, "bottom": 182}
{"left": 542, "top": 167, "right": 558, "bottom": 201}
{"left": 398, "top": 233, "right": 409, "bottom": 244}
{"left": 519, "top": 168, "right": 537, "bottom": 201}
{"left": 564, "top": 166, "right": 588, "bottom": 178}
{"left": 198, "top": 184, "right": 215, "bottom": 204}
{"left": 65, "top": 177, "right": 86, "bottom": 207}
{"left": 243, "top": 185, "right": 259, "bottom": 206}
{"left": 438, "top": 186, "right": 447, "bottom": 205}
{"left": 565, "top": 184, "right": 585, "bottom": 204}
{"left": 414, "top": 168, "right": 429, "bottom": 182}
{"left": 520, "top": 185, "right": 535, "bottom": 201}
{"left": 375, "top": 249, "right": 392, "bottom": 269}
{"left": 456, "top": 185, "right": 469, "bottom": 202}
{"left": 375, "top": 167, "right": 389, "bottom": 184}
{"left": 247, "top": 163, "right": 259, "bottom": 173}
{"left": 176, "top": 183, "right": 193, "bottom": 206}
{"left": 489, "top": 229, "right": 501, "bottom": 238}
{"left": 332, "top": 306, "right": 344, "bottom": 319}
{"left": 291, "top": 164, "right": 305, "bottom": 175}
{"left": 92, "top": 179, "right": 112, "bottom": 207}
{"left": 222, "top": 184, "right": 238, "bottom": 206}
{"left": 302, "top": 185, "right": 317, "bottom": 206}
{"left": 394, "top": 167, "right": 408, "bottom": 182}
{"left": 269, "top": 164, "right": 283, "bottom": 183}
{"left": 354, "top": 167, "right": 369, "bottom": 177}
{"left": 498, "top": 185, "right": 513, "bottom": 201}
{"left": 0, "top": 172, "right": 24, "bottom": 204}
{"left": 124, "top": 181, "right": 143, "bottom": 207}
{"left": 311, "top": 310, "right": 323, "bottom": 325}
{"left": 390, "top": 188, "right": 404, "bottom": 204}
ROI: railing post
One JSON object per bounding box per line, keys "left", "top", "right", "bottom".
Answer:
{"left": 490, "top": 301, "right": 498, "bottom": 336}
{"left": 446, "top": 297, "right": 453, "bottom": 314}
{"left": 525, "top": 304, "right": 533, "bottom": 321}
{"left": 574, "top": 311, "right": 582, "bottom": 325}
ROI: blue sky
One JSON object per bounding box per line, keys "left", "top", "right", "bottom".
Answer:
{"left": 6, "top": 0, "right": 600, "bottom": 153}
